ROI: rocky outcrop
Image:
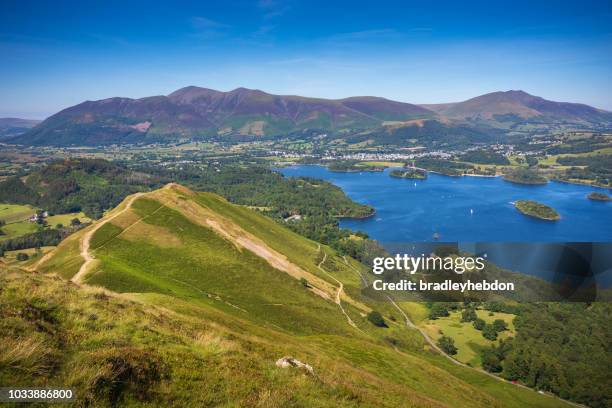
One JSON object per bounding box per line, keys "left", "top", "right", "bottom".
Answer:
{"left": 275, "top": 356, "right": 314, "bottom": 375}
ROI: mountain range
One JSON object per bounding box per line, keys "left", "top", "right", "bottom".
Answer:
{"left": 7, "top": 88, "right": 612, "bottom": 146}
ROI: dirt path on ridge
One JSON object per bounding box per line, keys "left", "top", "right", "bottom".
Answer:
{"left": 71, "top": 192, "right": 145, "bottom": 284}
{"left": 26, "top": 249, "right": 55, "bottom": 272}
{"left": 316, "top": 245, "right": 364, "bottom": 332}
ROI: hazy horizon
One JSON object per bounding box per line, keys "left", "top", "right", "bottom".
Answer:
{"left": 2, "top": 0, "right": 611, "bottom": 118}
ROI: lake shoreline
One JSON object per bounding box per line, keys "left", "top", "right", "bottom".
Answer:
{"left": 277, "top": 165, "right": 612, "bottom": 243}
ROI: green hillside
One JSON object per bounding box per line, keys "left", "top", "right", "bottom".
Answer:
{"left": 0, "top": 158, "right": 163, "bottom": 218}
{"left": 11, "top": 184, "right": 569, "bottom": 407}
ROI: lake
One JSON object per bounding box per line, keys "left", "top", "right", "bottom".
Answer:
{"left": 277, "top": 165, "right": 612, "bottom": 243}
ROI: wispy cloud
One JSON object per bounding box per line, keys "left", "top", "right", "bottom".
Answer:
{"left": 324, "top": 28, "right": 401, "bottom": 44}
{"left": 257, "top": 0, "right": 290, "bottom": 20}
{"left": 246, "top": 0, "right": 291, "bottom": 42}
{"left": 267, "top": 57, "right": 309, "bottom": 65}
{"left": 253, "top": 24, "right": 276, "bottom": 38}
{"left": 191, "top": 16, "right": 231, "bottom": 39}
{"left": 0, "top": 32, "right": 65, "bottom": 45}
{"left": 502, "top": 24, "right": 560, "bottom": 36}
{"left": 266, "top": 56, "right": 377, "bottom": 72}
{"left": 192, "top": 16, "right": 230, "bottom": 30}
{"left": 406, "top": 27, "right": 434, "bottom": 33}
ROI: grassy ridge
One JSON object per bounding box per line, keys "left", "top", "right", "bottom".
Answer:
{"left": 193, "top": 192, "right": 362, "bottom": 286}
{"left": 86, "top": 196, "right": 353, "bottom": 335}
{"left": 26, "top": 185, "right": 569, "bottom": 407}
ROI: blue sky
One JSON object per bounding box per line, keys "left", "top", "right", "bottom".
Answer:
{"left": 1, "top": 0, "right": 611, "bottom": 118}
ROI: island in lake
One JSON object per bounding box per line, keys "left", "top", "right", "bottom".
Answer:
{"left": 587, "top": 192, "right": 611, "bottom": 201}
{"left": 503, "top": 168, "right": 548, "bottom": 185}
{"left": 390, "top": 168, "right": 427, "bottom": 179}
{"left": 514, "top": 200, "right": 560, "bottom": 221}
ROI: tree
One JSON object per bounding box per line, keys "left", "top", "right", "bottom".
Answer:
{"left": 495, "top": 339, "right": 513, "bottom": 359}
{"left": 16, "top": 253, "right": 29, "bottom": 261}
{"left": 70, "top": 218, "right": 81, "bottom": 226}
{"left": 473, "top": 318, "right": 486, "bottom": 331}
{"left": 55, "top": 223, "right": 64, "bottom": 229}
{"left": 0, "top": 229, "right": 65, "bottom": 253}
{"left": 429, "top": 303, "right": 450, "bottom": 319}
{"left": 437, "top": 336, "right": 457, "bottom": 355}
{"left": 299, "top": 277, "right": 309, "bottom": 288}
{"left": 461, "top": 308, "right": 477, "bottom": 322}
{"left": 492, "top": 319, "right": 508, "bottom": 332}
{"left": 526, "top": 156, "right": 538, "bottom": 167}
{"left": 0, "top": 177, "right": 38, "bottom": 205}
{"left": 482, "top": 324, "right": 498, "bottom": 340}
{"left": 367, "top": 311, "right": 387, "bottom": 328}
{"left": 482, "top": 349, "right": 502, "bottom": 372}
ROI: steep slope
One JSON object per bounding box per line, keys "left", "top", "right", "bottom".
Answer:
{"left": 1, "top": 266, "right": 567, "bottom": 408}
{"left": 26, "top": 184, "right": 570, "bottom": 407}
{"left": 37, "top": 184, "right": 376, "bottom": 334}
{"left": 422, "top": 90, "right": 612, "bottom": 127}
{"left": 14, "top": 87, "right": 436, "bottom": 145}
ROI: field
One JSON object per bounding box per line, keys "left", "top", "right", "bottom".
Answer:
{"left": 421, "top": 310, "right": 516, "bottom": 367}
{"left": 0, "top": 220, "right": 38, "bottom": 241}
{"left": 0, "top": 205, "right": 89, "bottom": 241}
{"left": 46, "top": 211, "right": 90, "bottom": 227}
{"left": 0, "top": 204, "right": 38, "bottom": 240}
{"left": 1, "top": 246, "right": 55, "bottom": 266}
{"left": 0, "top": 204, "right": 36, "bottom": 223}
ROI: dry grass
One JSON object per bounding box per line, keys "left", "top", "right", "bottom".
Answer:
{"left": 0, "top": 261, "right": 566, "bottom": 408}
{"left": 0, "top": 337, "right": 56, "bottom": 376}
{"left": 121, "top": 222, "right": 182, "bottom": 248}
